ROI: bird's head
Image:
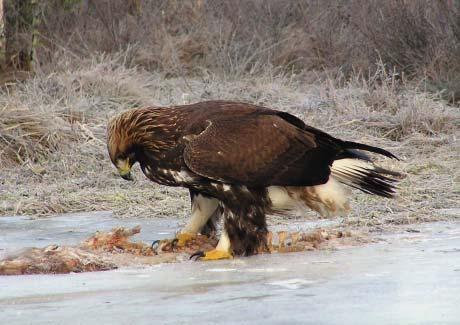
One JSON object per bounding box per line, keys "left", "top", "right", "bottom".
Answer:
{"left": 107, "top": 114, "right": 136, "bottom": 181}
{"left": 107, "top": 108, "right": 158, "bottom": 181}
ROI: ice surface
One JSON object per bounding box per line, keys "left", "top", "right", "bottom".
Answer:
{"left": 1, "top": 212, "right": 460, "bottom": 324}
{"left": 0, "top": 212, "right": 179, "bottom": 259}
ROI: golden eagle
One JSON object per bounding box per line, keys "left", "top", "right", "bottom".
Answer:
{"left": 107, "top": 101, "right": 400, "bottom": 260}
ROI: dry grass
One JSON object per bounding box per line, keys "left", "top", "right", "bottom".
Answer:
{"left": 0, "top": 53, "right": 158, "bottom": 166}
{"left": 1, "top": 1, "right": 460, "bottom": 231}
{"left": 0, "top": 53, "right": 459, "bottom": 233}
{"left": 317, "top": 64, "right": 460, "bottom": 141}
{"left": 0, "top": 104, "right": 73, "bottom": 165}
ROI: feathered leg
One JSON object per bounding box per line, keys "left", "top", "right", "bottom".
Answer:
{"left": 223, "top": 204, "right": 269, "bottom": 256}
{"left": 192, "top": 205, "right": 268, "bottom": 260}
{"left": 199, "top": 204, "right": 223, "bottom": 238}
{"left": 181, "top": 190, "right": 219, "bottom": 234}
{"left": 152, "top": 190, "right": 219, "bottom": 251}
{"left": 191, "top": 187, "right": 270, "bottom": 260}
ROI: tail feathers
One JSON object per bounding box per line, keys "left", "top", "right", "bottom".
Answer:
{"left": 335, "top": 148, "right": 372, "bottom": 162}
{"left": 342, "top": 141, "right": 399, "bottom": 160}
{"left": 331, "top": 159, "right": 401, "bottom": 198}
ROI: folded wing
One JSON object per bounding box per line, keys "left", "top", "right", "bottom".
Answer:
{"left": 183, "top": 113, "right": 337, "bottom": 187}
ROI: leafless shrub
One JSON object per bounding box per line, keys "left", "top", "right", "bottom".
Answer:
{"left": 29, "top": 0, "right": 460, "bottom": 85}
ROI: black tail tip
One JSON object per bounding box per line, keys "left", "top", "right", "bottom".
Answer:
{"left": 343, "top": 141, "right": 400, "bottom": 160}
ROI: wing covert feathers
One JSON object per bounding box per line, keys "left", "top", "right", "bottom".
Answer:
{"left": 183, "top": 114, "right": 324, "bottom": 187}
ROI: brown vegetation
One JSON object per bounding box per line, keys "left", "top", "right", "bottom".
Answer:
{"left": 35, "top": 1, "right": 460, "bottom": 95}
{"left": 0, "top": 1, "right": 459, "bottom": 230}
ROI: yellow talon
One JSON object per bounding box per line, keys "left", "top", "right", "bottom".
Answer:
{"left": 200, "top": 249, "right": 233, "bottom": 261}
{"left": 152, "top": 232, "right": 208, "bottom": 253}
{"left": 176, "top": 232, "right": 207, "bottom": 247}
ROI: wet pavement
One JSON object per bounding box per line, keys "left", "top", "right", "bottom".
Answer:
{"left": 1, "top": 212, "right": 459, "bottom": 324}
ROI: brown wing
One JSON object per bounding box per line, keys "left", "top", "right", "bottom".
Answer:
{"left": 183, "top": 113, "right": 336, "bottom": 187}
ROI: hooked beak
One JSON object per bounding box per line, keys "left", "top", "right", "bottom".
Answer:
{"left": 117, "top": 159, "right": 134, "bottom": 181}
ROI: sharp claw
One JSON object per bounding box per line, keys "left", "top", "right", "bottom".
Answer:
{"left": 151, "top": 240, "right": 161, "bottom": 249}
{"left": 190, "top": 250, "right": 205, "bottom": 260}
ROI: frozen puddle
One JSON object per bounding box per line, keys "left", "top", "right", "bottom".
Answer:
{"left": 0, "top": 211, "right": 180, "bottom": 258}
{"left": 1, "top": 213, "right": 460, "bottom": 324}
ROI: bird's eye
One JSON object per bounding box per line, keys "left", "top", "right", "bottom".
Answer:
{"left": 117, "top": 154, "right": 126, "bottom": 160}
